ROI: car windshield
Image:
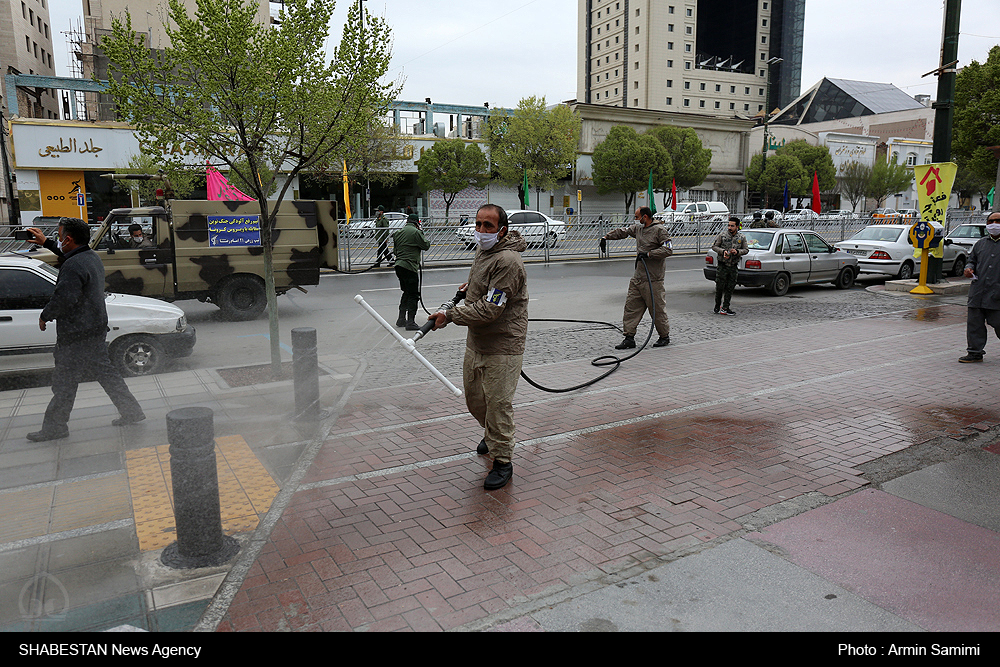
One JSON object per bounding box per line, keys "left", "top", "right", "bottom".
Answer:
{"left": 850, "top": 227, "right": 904, "bottom": 242}
{"left": 742, "top": 231, "right": 774, "bottom": 249}
{"left": 950, "top": 225, "right": 983, "bottom": 238}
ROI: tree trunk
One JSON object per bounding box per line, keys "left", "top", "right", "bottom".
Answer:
{"left": 259, "top": 202, "right": 281, "bottom": 379}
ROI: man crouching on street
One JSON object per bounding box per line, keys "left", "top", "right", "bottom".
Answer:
{"left": 429, "top": 204, "right": 528, "bottom": 490}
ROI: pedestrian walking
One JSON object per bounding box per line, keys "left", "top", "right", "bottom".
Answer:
{"left": 712, "top": 216, "right": 749, "bottom": 316}
{"left": 373, "top": 205, "right": 394, "bottom": 267}
{"left": 960, "top": 211, "right": 1000, "bottom": 362}
{"left": 26, "top": 218, "right": 145, "bottom": 442}
{"left": 600, "top": 206, "right": 673, "bottom": 350}
{"left": 428, "top": 204, "right": 528, "bottom": 490}
{"left": 392, "top": 213, "right": 430, "bottom": 331}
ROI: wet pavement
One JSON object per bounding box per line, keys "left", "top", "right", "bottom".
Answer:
{"left": 2, "top": 283, "right": 999, "bottom": 636}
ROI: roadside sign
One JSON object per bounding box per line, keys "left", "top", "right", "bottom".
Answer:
{"left": 77, "top": 193, "right": 85, "bottom": 207}
{"left": 908, "top": 221, "right": 934, "bottom": 249}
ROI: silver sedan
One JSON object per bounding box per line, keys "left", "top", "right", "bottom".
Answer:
{"left": 833, "top": 223, "right": 966, "bottom": 280}
{"left": 704, "top": 228, "right": 859, "bottom": 296}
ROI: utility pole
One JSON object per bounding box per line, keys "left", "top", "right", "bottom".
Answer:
{"left": 931, "top": 0, "right": 961, "bottom": 163}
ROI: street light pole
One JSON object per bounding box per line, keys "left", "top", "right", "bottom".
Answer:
{"left": 760, "top": 57, "right": 782, "bottom": 211}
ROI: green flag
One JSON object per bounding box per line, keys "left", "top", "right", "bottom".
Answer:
{"left": 647, "top": 169, "right": 657, "bottom": 215}
{"left": 522, "top": 169, "right": 529, "bottom": 209}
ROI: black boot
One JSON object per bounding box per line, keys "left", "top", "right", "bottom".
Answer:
{"left": 405, "top": 308, "right": 420, "bottom": 331}
{"left": 396, "top": 307, "right": 406, "bottom": 327}
{"left": 484, "top": 460, "right": 513, "bottom": 490}
{"left": 615, "top": 335, "right": 636, "bottom": 350}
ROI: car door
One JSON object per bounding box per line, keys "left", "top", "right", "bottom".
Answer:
{"left": 0, "top": 266, "right": 57, "bottom": 371}
{"left": 803, "top": 232, "right": 839, "bottom": 281}
{"left": 777, "top": 232, "right": 811, "bottom": 284}
{"left": 92, "top": 214, "right": 171, "bottom": 297}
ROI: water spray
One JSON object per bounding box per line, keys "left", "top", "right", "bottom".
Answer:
{"left": 353, "top": 294, "right": 463, "bottom": 397}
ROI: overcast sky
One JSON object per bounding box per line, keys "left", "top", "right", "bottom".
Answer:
{"left": 47, "top": 0, "right": 997, "bottom": 110}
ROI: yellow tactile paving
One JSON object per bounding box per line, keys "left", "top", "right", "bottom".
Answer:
{"left": 125, "top": 435, "right": 280, "bottom": 552}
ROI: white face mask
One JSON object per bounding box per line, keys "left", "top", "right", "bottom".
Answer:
{"left": 474, "top": 230, "right": 499, "bottom": 251}
{"left": 987, "top": 222, "right": 1000, "bottom": 237}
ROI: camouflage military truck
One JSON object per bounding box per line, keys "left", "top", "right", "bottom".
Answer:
{"left": 33, "top": 197, "right": 340, "bottom": 321}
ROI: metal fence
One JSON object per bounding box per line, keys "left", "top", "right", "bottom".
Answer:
{"left": 335, "top": 210, "right": 994, "bottom": 270}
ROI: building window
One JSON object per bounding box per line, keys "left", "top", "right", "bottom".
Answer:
{"left": 685, "top": 62, "right": 691, "bottom": 69}
{"left": 745, "top": 87, "right": 750, "bottom": 94}
{"left": 669, "top": 5, "right": 674, "bottom": 13}
{"left": 906, "top": 153, "right": 917, "bottom": 166}
{"left": 730, "top": 85, "right": 736, "bottom": 93}
{"left": 634, "top": 61, "right": 638, "bottom": 69}
{"left": 685, "top": 44, "right": 692, "bottom": 52}
{"left": 666, "top": 97, "right": 673, "bottom": 105}
{"left": 685, "top": 26, "right": 692, "bottom": 34}
{"left": 634, "top": 81, "right": 639, "bottom": 89}
{"left": 667, "top": 59, "right": 673, "bottom": 67}
{"left": 715, "top": 84, "right": 721, "bottom": 92}
{"left": 760, "top": 52, "right": 767, "bottom": 60}
{"left": 761, "top": 36, "right": 767, "bottom": 44}
{"left": 730, "top": 102, "right": 735, "bottom": 110}
{"left": 668, "top": 42, "right": 673, "bottom": 50}
{"left": 699, "top": 100, "right": 705, "bottom": 108}
{"left": 21, "top": 2, "right": 26, "bottom": 18}
{"left": 686, "top": 8, "right": 693, "bottom": 17}
{"left": 759, "top": 88, "right": 765, "bottom": 95}
{"left": 744, "top": 104, "right": 750, "bottom": 111}
{"left": 667, "top": 79, "right": 673, "bottom": 87}
{"left": 668, "top": 24, "right": 674, "bottom": 31}
{"left": 760, "top": 69, "right": 766, "bottom": 77}
{"left": 684, "top": 81, "right": 690, "bottom": 89}
{"left": 684, "top": 99, "right": 690, "bottom": 107}
{"left": 700, "top": 82, "right": 706, "bottom": 90}
{"left": 762, "top": 18, "right": 768, "bottom": 27}
{"left": 715, "top": 101, "right": 720, "bottom": 109}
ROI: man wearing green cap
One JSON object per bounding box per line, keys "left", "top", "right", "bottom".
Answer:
{"left": 392, "top": 213, "right": 430, "bottom": 330}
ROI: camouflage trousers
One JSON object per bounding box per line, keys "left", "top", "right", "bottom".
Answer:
{"left": 715, "top": 264, "right": 739, "bottom": 309}
{"left": 623, "top": 277, "right": 669, "bottom": 338}
{"left": 463, "top": 347, "right": 522, "bottom": 463}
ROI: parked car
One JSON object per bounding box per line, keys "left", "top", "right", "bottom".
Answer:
{"left": 703, "top": 228, "right": 859, "bottom": 296}
{"left": 655, "top": 201, "right": 730, "bottom": 235}
{"left": 783, "top": 209, "right": 821, "bottom": 223}
{"left": 740, "top": 209, "right": 783, "bottom": 224}
{"left": 823, "top": 209, "right": 857, "bottom": 219}
{"left": 0, "top": 254, "right": 196, "bottom": 376}
{"left": 896, "top": 209, "right": 919, "bottom": 222}
{"left": 345, "top": 211, "right": 408, "bottom": 239}
{"left": 871, "top": 208, "right": 899, "bottom": 219}
{"left": 944, "top": 223, "right": 988, "bottom": 255}
{"left": 455, "top": 209, "right": 564, "bottom": 249}
{"left": 833, "top": 223, "right": 967, "bottom": 280}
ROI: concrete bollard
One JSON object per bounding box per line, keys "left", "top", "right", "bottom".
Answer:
{"left": 292, "top": 327, "right": 328, "bottom": 421}
{"left": 160, "top": 407, "right": 239, "bottom": 569}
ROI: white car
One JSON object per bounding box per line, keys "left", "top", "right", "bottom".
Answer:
{"left": 783, "top": 209, "right": 820, "bottom": 222}
{"left": 833, "top": 224, "right": 967, "bottom": 280}
{"left": 823, "top": 209, "right": 857, "bottom": 219}
{"left": 0, "top": 254, "right": 196, "bottom": 377}
{"left": 345, "top": 212, "right": 408, "bottom": 239}
{"left": 455, "top": 209, "right": 565, "bottom": 249}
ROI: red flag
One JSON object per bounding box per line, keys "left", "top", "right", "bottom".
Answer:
{"left": 671, "top": 179, "right": 677, "bottom": 210}
{"left": 811, "top": 171, "right": 821, "bottom": 214}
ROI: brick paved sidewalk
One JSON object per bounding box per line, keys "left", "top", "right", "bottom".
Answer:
{"left": 214, "top": 303, "right": 997, "bottom": 632}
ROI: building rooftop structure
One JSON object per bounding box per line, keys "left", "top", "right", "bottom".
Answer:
{"left": 770, "top": 77, "right": 926, "bottom": 126}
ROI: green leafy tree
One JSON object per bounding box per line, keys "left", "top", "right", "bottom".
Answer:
{"left": 487, "top": 96, "right": 581, "bottom": 207}
{"left": 953, "top": 45, "right": 1000, "bottom": 211}
{"left": 592, "top": 126, "right": 670, "bottom": 213}
{"left": 745, "top": 152, "right": 809, "bottom": 205}
{"left": 777, "top": 140, "right": 837, "bottom": 192}
{"left": 647, "top": 126, "right": 711, "bottom": 207}
{"left": 119, "top": 153, "right": 197, "bottom": 203}
{"left": 837, "top": 160, "right": 871, "bottom": 212}
{"left": 866, "top": 159, "right": 914, "bottom": 209}
{"left": 101, "top": 0, "right": 398, "bottom": 374}
{"left": 416, "top": 139, "right": 488, "bottom": 222}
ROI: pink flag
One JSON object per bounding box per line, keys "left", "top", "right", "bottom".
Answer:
{"left": 811, "top": 171, "right": 821, "bottom": 214}
{"left": 207, "top": 165, "right": 254, "bottom": 201}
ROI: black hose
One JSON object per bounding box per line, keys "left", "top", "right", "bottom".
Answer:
{"left": 518, "top": 256, "right": 656, "bottom": 393}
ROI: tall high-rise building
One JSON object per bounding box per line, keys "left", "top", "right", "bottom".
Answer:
{"left": 0, "top": 0, "right": 60, "bottom": 119}
{"left": 577, "top": 0, "right": 804, "bottom": 116}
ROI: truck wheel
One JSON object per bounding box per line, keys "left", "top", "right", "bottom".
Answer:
{"left": 110, "top": 335, "right": 165, "bottom": 377}
{"left": 216, "top": 275, "right": 267, "bottom": 321}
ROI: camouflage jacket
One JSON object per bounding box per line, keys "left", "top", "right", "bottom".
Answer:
{"left": 712, "top": 230, "right": 749, "bottom": 267}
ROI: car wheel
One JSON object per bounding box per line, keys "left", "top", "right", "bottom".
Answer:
{"left": 544, "top": 232, "right": 558, "bottom": 249}
{"left": 834, "top": 267, "right": 855, "bottom": 289}
{"left": 769, "top": 272, "right": 790, "bottom": 296}
{"left": 897, "top": 261, "right": 914, "bottom": 281}
{"left": 951, "top": 255, "right": 966, "bottom": 277}
{"left": 215, "top": 275, "right": 267, "bottom": 321}
{"left": 110, "top": 335, "right": 165, "bottom": 377}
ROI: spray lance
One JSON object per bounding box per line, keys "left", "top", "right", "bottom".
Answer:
{"left": 411, "top": 287, "right": 466, "bottom": 342}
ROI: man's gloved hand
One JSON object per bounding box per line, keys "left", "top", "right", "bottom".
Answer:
{"left": 637, "top": 251, "right": 649, "bottom": 260}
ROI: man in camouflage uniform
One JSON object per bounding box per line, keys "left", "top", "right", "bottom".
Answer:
{"left": 373, "top": 205, "right": 394, "bottom": 267}
{"left": 712, "top": 216, "right": 749, "bottom": 316}
{"left": 749, "top": 211, "right": 766, "bottom": 228}
{"left": 601, "top": 207, "right": 673, "bottom": 349}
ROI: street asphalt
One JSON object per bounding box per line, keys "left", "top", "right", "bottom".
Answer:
{"left": 1, "top": 269, "right": 998, "bottom": 645}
